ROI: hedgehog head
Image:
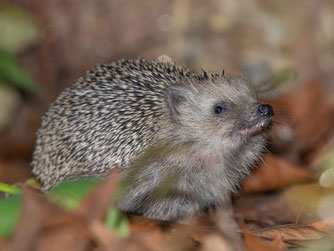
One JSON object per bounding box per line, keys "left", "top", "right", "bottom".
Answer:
{"left": 166, "top": 76, "right": 274, "bottom": 154}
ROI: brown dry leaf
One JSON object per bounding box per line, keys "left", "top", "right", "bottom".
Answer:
{"left": 0, "top": 237, "right": 7, "bottom": 250}
{"left": 241, "top": 153, "right": 314, "bottom": 194}
{"left": 128, "top": 215, "right": 166, "bottom": 234}
{"left": 4, "top": 174, "right": 128, "bottom": 251}
{"left": 3, "top": 186, "right": 92, "bottom": 251}
{"left": 34, "top": 225, "right": 93, "bottom": 251}
{"left": 251, "top": 224, "right": 326, "bottom": 242}
{"left": 286, "top": 82, "right": 334, "bottom": 149}
{"left": 269, "top": 81, "right": 334, "bottom": 162}
{"left": 309, "top": 214, "right": 334, "bottom": 232}
{"left": 234, "top": 192, "right": 315, "bottom": 225}
{"left": 200, "top": 234, "right": 239, "bottom": 251}
{"left": 89, "top": 221, "right": 130, "bottom": 251}
{"left": 161, "top": 229, "right": 198, "bottom": 251}
{"left": 283, "top": 183, "right": 334, "bottom": 223}
{"left": 129, "top": 214, "right": 209, "bottom": 250}
{"left": 75, "top": 169, "right": 119, "bottom": 221}
{"left": 130, "top": 229, "right": 166, "bottom": 251}
{"left": 129, "top": 215, "right": 202, "bottom": 251}
{"left": 271, "top": 235, "right": 286, "bottom": 250}
{"left": 130, "top": 215, "right": 214, "bottom": 245}
{"left": 171, "top": 223, "right": 214, "bottom": 245}
{"left": 241, "top": 223, "right": 286, "bottom": 251}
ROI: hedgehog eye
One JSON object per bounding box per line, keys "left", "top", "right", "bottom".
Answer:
{"left": 214, "top": 104, "right": 226, "bottom": 115}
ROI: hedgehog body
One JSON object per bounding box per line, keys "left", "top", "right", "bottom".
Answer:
{"left": 32, "top": 58, "right": 273, "bottom": 221}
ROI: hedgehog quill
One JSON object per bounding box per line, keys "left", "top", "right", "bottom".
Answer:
{"left": 32, "top": 58, "right": 274, "bottom": 221}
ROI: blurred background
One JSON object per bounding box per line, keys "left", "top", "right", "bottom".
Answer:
{"left": 0, "top": 0, "right": 334, "bottom": 186}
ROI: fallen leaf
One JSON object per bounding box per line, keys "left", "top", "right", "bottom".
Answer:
{"left": 0, "top": 237, "right": 6, "bottom": 250}
{"left": 251, "top": 224, "right": 326, "bottom": 242}
{"left": 319, "top": 168, "right": 334, "bottom": 188}
{"left": 89, "top": 221, "right": 128, "bottom": 251}
{"left": 75, "top": 169, "right": 119, "bottom": 221}
{"left": 129, "top": 214, "right": 214, "bottom": 245}
{"left": 288, "top": 82, "right": 334, "bottom": 150}
{"left": 128, "top": 215, "right": 165, "bottom": 233}
{"left": 200, "top": 234, "right": 238, "bottom": 251}
{"left": 309, "top": 214, "right": 334, "bottom": 232}
{"left": 3, "top": 186, "right": 92, "bottom": 251}
{"left": 241, "top": 222, "right": 286, "bottom": 251}
{"left": 129, "top": 215, "right": 201, "bottom": 251}
{"left": 271, "top": 235, "right": 286, "bottom": 250}
{"left": 317, "top": 145, "right": 334, "bottom": 188}
{"left": 234, "top": 192, "right": 316, "bottom": 225}
{"left": 283, "top": 183, "right": 334, "bottom": 222}
{"left": 241, "top": 154, "right": 314, "bottom": 194}
{"left": 268, "top": 81, "right": 334, "bottom": 163}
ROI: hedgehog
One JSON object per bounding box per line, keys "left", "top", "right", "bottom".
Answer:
{"left": 32, "top": 58, "right": 274, "bottom": 221}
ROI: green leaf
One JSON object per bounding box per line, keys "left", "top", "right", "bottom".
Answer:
{"left": 0, "top": 195, "right": 21, "bottom": 237}
{"left": 0, "top": 49, "right": 39, "bottom": 93}
{"left": 48, "top": 179, "right": 100, "bottom": 211}
{"left": 0, "top": 182, "right": 21, "bottom": 195}
{"left": 105, "top": 207, "right": 129, "bottom": 237}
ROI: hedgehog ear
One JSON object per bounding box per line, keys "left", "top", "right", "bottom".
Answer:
{"left": 167, "top": 85, "right": 186, "bottom": 117}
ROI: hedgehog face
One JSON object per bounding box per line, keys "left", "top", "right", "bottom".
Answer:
{"left": 166, "top": 77, "right": 274, "bottom": 152}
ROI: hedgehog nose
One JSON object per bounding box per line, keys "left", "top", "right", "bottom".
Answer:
{"left": 258, "top": 104, "right": 274, "bottom": 117}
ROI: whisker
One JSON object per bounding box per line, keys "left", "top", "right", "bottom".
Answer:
{"left": 273, "top": 110, "right": 311, "bottom": 120}
{"left": 271, "top": 121, "right": 285, "bottom": 128}
{"left": 275, "top": 110, "right": 308, "bottom": 116}
{"left": 264, "top": 89, "right": 281, "bottom": 100}
{"left": 256, "top": 88, "right": 281, "bottom": 100}
{"left": 263, "top": 145, "right": 270, "bottom": 154}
